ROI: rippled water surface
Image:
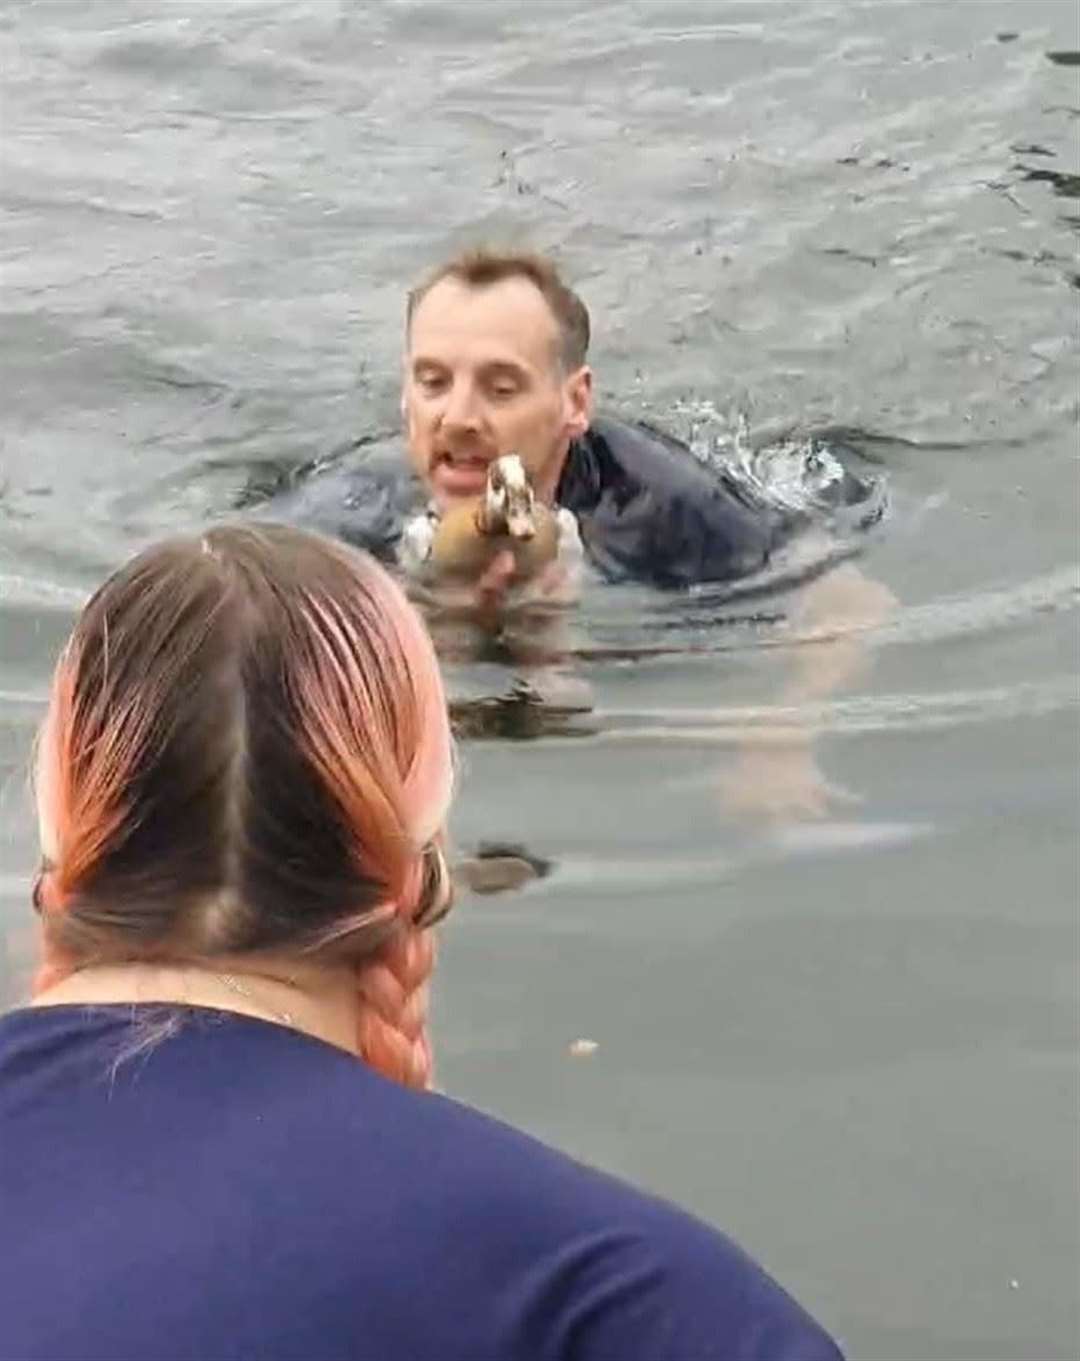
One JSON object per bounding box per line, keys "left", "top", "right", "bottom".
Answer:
{"left": 2, "top": 2, "right": 1078, "bottom": 1356}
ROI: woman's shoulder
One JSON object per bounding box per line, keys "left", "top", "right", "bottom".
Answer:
{"left": 1, "top": 1005, "right": 843, "bottom": 1360}
{"left": 422, "top": 1082, "right": 843, "bottom": 1358}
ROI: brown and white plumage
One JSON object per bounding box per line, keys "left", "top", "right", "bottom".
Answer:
{"left": 428, "top": 454, "right": 559, "bottom": 584}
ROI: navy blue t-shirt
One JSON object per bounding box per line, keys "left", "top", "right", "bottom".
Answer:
{"left": 0, "top": 1005, "right": 843, "bottom": 1361}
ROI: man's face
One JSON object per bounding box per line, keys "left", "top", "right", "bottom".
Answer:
{"left": 403, "top": 275, "right": 592, "bottom": 509}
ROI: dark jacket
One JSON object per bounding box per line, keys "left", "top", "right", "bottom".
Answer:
{"left": 264, "top": 416, "right": 874, "bottom": 588}
{"left": 557, "top": 416, "right": 791, "bottom": 588}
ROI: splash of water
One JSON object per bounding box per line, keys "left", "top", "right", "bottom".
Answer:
{"left": 665, "top": 398, "right": 876, "bottom": 520}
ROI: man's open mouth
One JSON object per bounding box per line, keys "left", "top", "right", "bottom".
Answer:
{"left": 435, "top": 450, "right": 491, "bottom": 470}
{"left": 431, "top": 452, "right": 493, "bottom": 496}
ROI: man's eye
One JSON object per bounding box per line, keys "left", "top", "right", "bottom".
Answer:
{"left": 490, "top": 382, "right": 518, "bottom": 398}
{"left": 417, "top": 373, "right": 446, "bottom": 393}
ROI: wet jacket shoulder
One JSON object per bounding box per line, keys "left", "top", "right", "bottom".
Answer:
{"left": 556, "top": 416, "right": 786, "bottom": 588}
{"left": 260, "top": 452, "right": 426, "bottom": 567}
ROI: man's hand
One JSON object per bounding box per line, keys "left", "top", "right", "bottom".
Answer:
{"left": 472, "top": 508, "right": 585, "bottom": 614}
{"left": 471, "top": 551, "right": 580, "bottom": 617}
{"left": 474, "top": 549, "right": 517, "bottom": 610}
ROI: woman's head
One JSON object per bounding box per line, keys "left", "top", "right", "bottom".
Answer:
{"left": 33, "top": 524, "right": 454, "bottom": 985}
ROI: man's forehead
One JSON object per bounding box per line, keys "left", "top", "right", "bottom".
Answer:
{"left": 408, "top": 275, "right": 559, "bottom": 366}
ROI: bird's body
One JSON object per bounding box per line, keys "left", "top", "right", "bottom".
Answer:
{"left": 427, "top": 455, "right": 559, "bottom": 585}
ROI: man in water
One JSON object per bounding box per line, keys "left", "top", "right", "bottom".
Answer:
{"left": 269, "top": 246, "right": 891, "bottom": 817}
{"left": 401, "top": 247, "right": 818, "bottom": 604}
{"left": 398, "top": 247, "right": 894, "bottom": 819}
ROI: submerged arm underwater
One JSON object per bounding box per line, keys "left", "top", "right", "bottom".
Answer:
{"left": 718, "top": 557, "right": 898, "bottom": 823}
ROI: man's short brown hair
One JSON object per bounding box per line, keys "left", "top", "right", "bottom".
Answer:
{"left": 406, "top": 249, "right": 591, "bottom": 371}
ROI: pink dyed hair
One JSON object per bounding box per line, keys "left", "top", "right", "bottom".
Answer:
{"left": 32, "top": 523, "right": 454, "bottom": 1088}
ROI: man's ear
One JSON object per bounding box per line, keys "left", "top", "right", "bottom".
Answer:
{"left": 564, "top": 365, "right": 593, "bottom": 441}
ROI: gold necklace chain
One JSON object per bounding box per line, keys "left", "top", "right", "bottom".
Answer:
{"left": 216, "top": 973, "right": 295, "bottom": 1028}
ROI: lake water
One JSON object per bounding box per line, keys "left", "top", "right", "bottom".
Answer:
{"left": 1, "top": 2, "right": 1078, "bottom": 1356}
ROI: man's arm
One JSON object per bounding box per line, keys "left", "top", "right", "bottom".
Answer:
{"left": 720, "top": 557, "right": 896, "bottom": 822}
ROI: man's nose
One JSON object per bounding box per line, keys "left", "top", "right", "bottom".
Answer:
{"left": 441, "top": 378, "right": 482, "bottom": 432}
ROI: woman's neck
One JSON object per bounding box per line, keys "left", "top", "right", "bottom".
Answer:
{"left": 31, "top": 956, "right": 363, "bottom": 1056}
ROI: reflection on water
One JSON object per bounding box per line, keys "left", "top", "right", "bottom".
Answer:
{"left": 450, "top": 682, "right": 597, "bottom": 742}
